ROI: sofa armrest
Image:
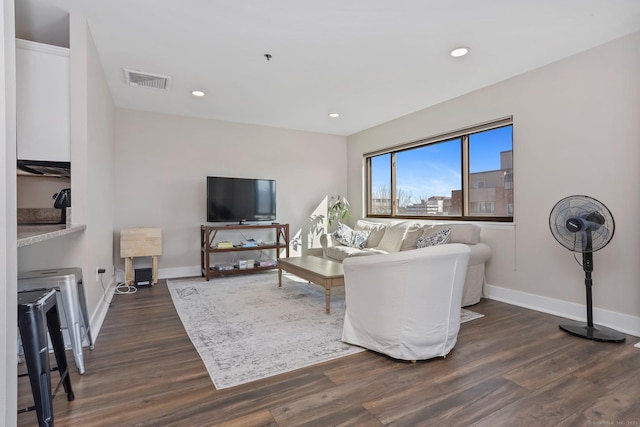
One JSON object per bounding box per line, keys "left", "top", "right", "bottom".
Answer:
{"left": 319, "top": 233, "right": 340, "bottom": 251}
{"left": 343, "top": 243, "right": 470, "bottom": 275}
{"left": 467, "top": 242, "right": 492, "bottom": 266}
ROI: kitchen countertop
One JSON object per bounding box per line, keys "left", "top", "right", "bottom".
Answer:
{"left": 17, "top": 224, "right": 86, "bottom": 247}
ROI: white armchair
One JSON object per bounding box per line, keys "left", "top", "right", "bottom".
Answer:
{"left": 341, "top": 243, "right": 470, "bottom": 361}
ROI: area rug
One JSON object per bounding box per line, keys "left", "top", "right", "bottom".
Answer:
{"left": 461, "top": 307, "right": 484, "bottom": 323}
{"left": 167, "top": 272, "right": 362, "bottom": 389}
{"left": 167, "top": 272, "right": 484, "bottom": 389}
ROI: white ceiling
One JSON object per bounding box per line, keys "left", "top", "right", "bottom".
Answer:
{"left": 16, "top": 0, "right": 640, "bottom": 136}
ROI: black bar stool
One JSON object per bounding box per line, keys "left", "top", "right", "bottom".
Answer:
{"left": 18, "top": 289, "right": 74, "bottom": 427}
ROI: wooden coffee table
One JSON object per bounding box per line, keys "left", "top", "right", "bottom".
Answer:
{"left": 278, "top": 256, "right": 344, "bottom": 314}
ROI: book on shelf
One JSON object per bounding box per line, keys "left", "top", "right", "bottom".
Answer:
{"left": 215, "top": 241, "right": 234, "bottom": 249}
{"left": 241, "top": 238, "right": 258, "bottom": 248}
{"left": 256, "top": 259, "right": 278, "bottom": 267}
{"left": 238, "top": 259, "right": 256, "bottom": 269}
{"left": 213, "top": 263, "right": 235, "bottom": 271}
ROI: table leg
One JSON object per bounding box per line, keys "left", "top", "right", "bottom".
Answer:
{"left": 125, "top": 257, "right": 133, "bottom": 284}
{"left": 325, "top": 286, "right": 331, "bottom": 314}
{"left": 152, "top": 256, "right": 158, "bottom": 284}
{"left": 278, "top": 267, "right": 282, "bottom": 288}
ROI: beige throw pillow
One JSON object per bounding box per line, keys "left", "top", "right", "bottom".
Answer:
{"left": 355, "top": 220, "right": 388, "bottom": 248}
{"left": 400, "top": 223, "right": 423, "bottom": 251}
{"left": 375, "top": 222, "right": 411, "bottom": 253}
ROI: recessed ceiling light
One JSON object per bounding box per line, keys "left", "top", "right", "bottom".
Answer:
{"left": 191, "top": 90, "right": 205, "bottom": 97}
{"left": 328, "top": 113, "right": 340, "bottom": 118}
{"left": 450, "top": 47, "right": 470, "bottom": 57}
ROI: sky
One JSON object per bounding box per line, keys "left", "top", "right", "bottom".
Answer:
{"left": 371, "top": 125, "right": 512, "bottom": 204}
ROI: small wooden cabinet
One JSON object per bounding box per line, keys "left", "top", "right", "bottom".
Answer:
{"left": 200, "top": 223, "right": 289, "bottom": 280}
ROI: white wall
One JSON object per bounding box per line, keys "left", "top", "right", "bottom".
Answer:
{"left": 1, "top": 0, "right": 17, "bottom": 423}
{"left": 348, "top": 31, "right": 640, "bottom": 335}
{"left": 113, "top": 109, "right": 347, "bottom": 278}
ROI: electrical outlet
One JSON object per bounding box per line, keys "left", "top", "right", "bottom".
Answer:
{"left": 96, "top": 267, "right": 106, "bottom": 281}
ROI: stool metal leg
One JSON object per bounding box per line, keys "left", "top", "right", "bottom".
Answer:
{"left": 77, "top": 281, "right": 94, "bottom": 349}
{"left": 56, "top": 283, "right": 85, "bottom": 374}
{"left": 46, "top": 304, "right": 74, "bottom": 401}
{"left": 18, "top": 301, "right": 54, "bottom": 427}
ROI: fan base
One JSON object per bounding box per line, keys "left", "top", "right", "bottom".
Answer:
{"left": 559, "top": 322, "right": 625, "bottom": 343}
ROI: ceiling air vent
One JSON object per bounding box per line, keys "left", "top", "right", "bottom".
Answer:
{"left": 123, "top": 68, "right": 171, "bottom": 90}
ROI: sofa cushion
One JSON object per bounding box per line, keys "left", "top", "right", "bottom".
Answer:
{"left": 417, "top": 228, "right": 451, "bottom": 248}
{"left": 375, "top": 221, "right": 411, "bottom": 253}
{"left": 325, "top": 245, "right": 389, "bottom": 261}
{"left": 332, "top": 223, "right": 370, "bottom": 249}
{"left": 354, "top": 220, "right": 387, "bottom": 248}
{"left": 355, "top": 248, "right": 389, "bottom": 256}
{"left": 325, "top": 245, "right": 366, "bottom": 261}
{"left": 424, "top": 223, "right": 480, "bottom": 245}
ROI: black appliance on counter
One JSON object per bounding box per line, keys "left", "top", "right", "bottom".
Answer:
{"left": 53, "top": 188, "right": 71, "bottom": 224}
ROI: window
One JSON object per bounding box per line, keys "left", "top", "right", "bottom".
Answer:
{"left": 366, "top": 118, "right": 513, "bottom": 221}
{"left": 396, "top": 139, "right": 461, "bottom": 217}
{"left": 368, "top": 153, "right": 392, "bottom": 215}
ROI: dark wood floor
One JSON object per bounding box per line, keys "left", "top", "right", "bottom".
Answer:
{"left": 17, "top": 278, "right": 640, "bottom": 426}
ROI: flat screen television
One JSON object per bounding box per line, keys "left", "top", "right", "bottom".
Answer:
{"left": 207, "top": 176, "right": 276, "bottom": 223}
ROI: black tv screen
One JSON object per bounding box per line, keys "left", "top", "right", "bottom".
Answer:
{"left": 207, "top": 176, "right": 276, "bottom": 223}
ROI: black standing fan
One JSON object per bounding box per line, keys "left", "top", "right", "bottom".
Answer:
{"left": 549, "top": 195, "right": 625, "bottom": 343}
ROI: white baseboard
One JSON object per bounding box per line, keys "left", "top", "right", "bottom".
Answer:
{"left": 158, "top": 265, "right": 201, "bottom": 280}
{"left": 89, "top": 275, "right": 117, "bottom": 346}
{"left": 485, "top": 284, "right": 640, "bottom": 338}
{"left": 114, "top": 266, "right": 200, "bottom": 284}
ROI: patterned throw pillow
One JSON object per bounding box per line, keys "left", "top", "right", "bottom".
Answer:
{"left": 332, "top": 223, "right": 370, "bottom": 249}
{"left": 417, "top": 228, "right": 451, "bottom": 248}
{"left": 351, "top": 230, "right": 371, "bottom": 249}
{"left": 332, "top": 223, "right": 354, "bottom": 246}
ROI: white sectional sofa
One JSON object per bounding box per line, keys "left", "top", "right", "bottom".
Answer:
{"left": 306, "top": 220, "right": 492, "bottom": 306}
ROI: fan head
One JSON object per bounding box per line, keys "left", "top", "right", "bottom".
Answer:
{"left": 549, "top": 195, "right": 615, "bottom": 253}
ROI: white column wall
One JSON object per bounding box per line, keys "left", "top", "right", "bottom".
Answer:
{"left": 17, "top": 15, "right": 115, "bottom": 343}
{"left": 1, "top": 0, "right": 17, "bottom": 423}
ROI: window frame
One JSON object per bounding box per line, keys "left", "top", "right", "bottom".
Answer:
{"left": 365, "top": 117, "right": 513, "bottom": 223}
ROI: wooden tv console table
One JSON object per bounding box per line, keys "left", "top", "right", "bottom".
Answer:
{"left": 200, "top": 223, "right": 289, "bottom": 281}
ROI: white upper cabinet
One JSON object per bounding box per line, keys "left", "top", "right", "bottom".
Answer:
{"left": 16, "top": 39, "right": 70, "bottom": 162}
